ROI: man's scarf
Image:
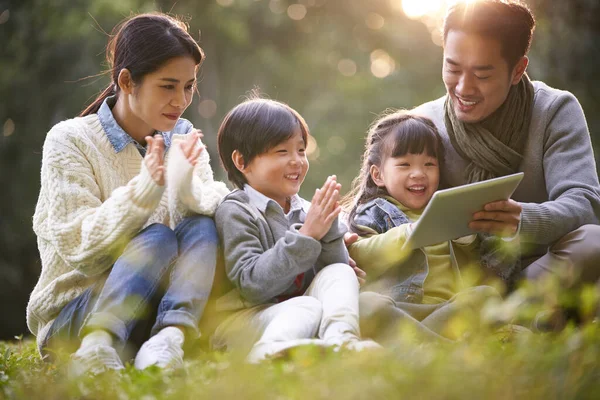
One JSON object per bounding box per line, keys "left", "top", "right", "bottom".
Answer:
{"left": 444, "top": 74, "right": 534, "bottom": 183}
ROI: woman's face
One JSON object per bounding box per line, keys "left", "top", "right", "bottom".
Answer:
{"left": 127, "top": 56, "right": 197, "bottom": 134}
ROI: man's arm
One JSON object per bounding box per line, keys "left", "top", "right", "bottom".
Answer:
{"left": 520, "top": 91, "right": 600, "bottom": 244}
{"left": 470, "top": 91, "right": 600, "bottom": 244}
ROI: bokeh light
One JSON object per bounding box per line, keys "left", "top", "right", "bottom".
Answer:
{"left": 306, "top": 135, "right": 319, "bottom": 159}
{"left": 400, "top": 0, "right": 445, "bottom": 20}
{"left": 0, "top": 9, "right": 9, "bottom": 24}
{"left": 3, "top": 119, "right": 15, "bottom": 137}
{"left": 365, "top": 13, "right": 384, "bottom": 30}
{"left": 337, "top": 59, "right": 357, "bottom": 77}
{"left": 197, "top": 99, "right": 217, "bottom": 119}
{"left": 216, "top": 0, "right": 234, "bottom": 7}
{"left": 370, "top": 49, "right": 395, "bottom": 79}
{"left": 287, "top": 4, "right": 307, "bottom": 21}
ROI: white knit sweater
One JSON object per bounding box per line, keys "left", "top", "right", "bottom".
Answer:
{"left": 27, "top": 114, "right": 230, "bottom": 350}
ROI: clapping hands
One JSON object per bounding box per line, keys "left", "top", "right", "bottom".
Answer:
{"left": 300, "top": 175, "right": 342, "bottom": 240}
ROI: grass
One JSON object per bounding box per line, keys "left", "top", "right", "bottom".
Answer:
{"left": 1, "top": 322, "right": 600, "bottom": 400}
{"left": 3, "top": 276, "right": 600, "bottom": 400}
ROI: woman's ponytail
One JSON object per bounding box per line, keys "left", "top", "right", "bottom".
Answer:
{"left": 79, "top": 84, "right": 116, "bottom": 117}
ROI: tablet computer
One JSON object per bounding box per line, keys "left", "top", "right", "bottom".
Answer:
{"left": 402, "top": 172, "right": 524, "bottom": 250}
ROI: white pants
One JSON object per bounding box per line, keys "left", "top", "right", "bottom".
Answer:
{"left": 212, "top": 263, "right": 361, "bottom": 359}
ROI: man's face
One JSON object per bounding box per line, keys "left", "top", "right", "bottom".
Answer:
{"left": 442, "top": 30, "right": 524, "bottom": 123}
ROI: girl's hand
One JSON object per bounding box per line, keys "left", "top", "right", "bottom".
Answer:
{"left": 300, "top": 175, "right": 342, "bottom": 240}
{"left": 343, "top": 232, "right": 367, "bottom": 285}
{"left": 145, "top": 135, "right": 165, "bottom": 186}
{"left": 179, "top": 129, "right": 204, "bottom": 167}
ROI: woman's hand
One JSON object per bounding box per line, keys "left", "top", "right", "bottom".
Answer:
{"left": 469, "top": 199, "right": 522, "bottom": 237}
{"left": 179, "top": 129, "right": 204, "bottom": 167}
{"left": 300, "top": 176, "right": 342, "bottom": 240}
{"left": 144, "top": 135, "right": 165, "bottom": 186}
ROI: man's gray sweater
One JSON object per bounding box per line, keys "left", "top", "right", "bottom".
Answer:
{"left": 415, "top": 81, "right": 600, "bottom": 257}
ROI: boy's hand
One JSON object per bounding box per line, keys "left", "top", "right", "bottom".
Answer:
{"left": 145, "top": 135, "right": 165, "bottom": 186}
{"left": 300, "top": 175, "right": 342, "bottom": 240}
{"left": 179, "top": 129, "right": 204, "bottom": 167}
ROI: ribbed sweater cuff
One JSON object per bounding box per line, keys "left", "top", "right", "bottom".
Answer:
{"left": 133, "top": 161, "right": 165, "bottom": 209}
{"left": 519, "top": 202, "right": 553, "bottom": 244}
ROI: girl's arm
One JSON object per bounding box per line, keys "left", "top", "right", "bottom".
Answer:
{"left": 215, "top": 200, "right": 322, "bottom": 304}
{"left": 348, "top": 224, "right": 413, "bottom": 279}
{"left": 167, "top": 133, "right": 229, "bottom": 225}
{"left": 34, "top": 127, "right": 164, "bottom": 277}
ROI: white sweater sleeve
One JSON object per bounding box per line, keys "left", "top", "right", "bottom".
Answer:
{"left": 167, "top": 136, "right": 230, "bottom": 225}
{"left": 33, "top": 128, "right": 164, "bottom": 276}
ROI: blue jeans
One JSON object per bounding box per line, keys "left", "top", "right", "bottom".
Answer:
{"left": 42, "top": 216, "right": 218, "bottom": 359}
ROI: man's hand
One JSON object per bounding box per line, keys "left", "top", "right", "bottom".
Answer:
{"left": 469, "top": 199, "right": 522, "bottom": 237}
{"left": 300, "top": 176, "right": 342, "bottom": 240}
{"left": 343, "top": 232, "right": 367, "bottom": 286}
{"left": 144, "top": 135, "right": 165, "bottom": 186}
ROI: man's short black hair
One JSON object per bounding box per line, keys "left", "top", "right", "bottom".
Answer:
{"left": 443, "top": 0, "right": 536, "bottom": 69}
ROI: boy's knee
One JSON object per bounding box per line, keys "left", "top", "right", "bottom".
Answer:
{"left": 288, "top": 296, "right": 323, "bottom": 321}
{"left": 319, "top": 263, "right": 356, "bottom": 281}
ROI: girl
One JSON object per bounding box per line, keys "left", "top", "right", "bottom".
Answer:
{"left": 27, "top": 13, "right": 229, "bottom": 374}
{"left": 343, "top": 110, "right": 521, "bottom": 343}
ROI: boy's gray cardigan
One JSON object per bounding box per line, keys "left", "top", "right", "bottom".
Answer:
{"left": 214, "top": 189, "right": 349, "bottom": 312}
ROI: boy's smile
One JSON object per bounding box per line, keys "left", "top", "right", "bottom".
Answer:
{"left": 240, "top": 129, "right": 308, "bottom": 211}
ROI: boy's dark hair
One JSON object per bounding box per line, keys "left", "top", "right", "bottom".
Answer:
{"left": 443, "top": 0, "right": 535, "bottom": 70}
{"left": 217, "top": 97, "right": 309, "bottom": 189}
{"left": 81, "top": 13, "right": 204, "bottom": 116}
{"left": 341, "top": 110, "right": 444, "bottom": 236}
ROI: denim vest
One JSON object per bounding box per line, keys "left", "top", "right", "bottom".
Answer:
{"left": 354, "top": 197, "right": 521, "bottom": 302}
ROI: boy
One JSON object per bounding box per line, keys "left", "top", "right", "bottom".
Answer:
{"left": 212, "top": 98, "right": 378, "bottom": 362}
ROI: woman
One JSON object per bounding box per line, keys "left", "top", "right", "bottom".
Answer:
{"left": 27, "top": 12, "right": 229, "bottom": 374}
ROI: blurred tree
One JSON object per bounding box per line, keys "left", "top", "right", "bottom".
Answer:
{"left": 0, "top": 0, "right": 598, "bottom": 339}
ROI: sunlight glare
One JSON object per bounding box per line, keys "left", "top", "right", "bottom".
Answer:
{"left": 401, "top": 0, "right": 445, "bottom": 20}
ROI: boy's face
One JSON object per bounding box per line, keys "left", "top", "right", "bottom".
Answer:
{"left": 371, "top": 152, "right": 439, "bottom": 211}
{"left": 241, "top": 128, "right": 309, "bottom": 209}
{"left": 442, "top": 30, "right": 525, "bottom": 123}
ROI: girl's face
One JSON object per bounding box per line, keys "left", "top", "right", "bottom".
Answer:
{"left": 371, "top": 152, "right": 440, "bottom": 210}
{"left": 240, "top": 128, "right": 309, "bottom": 210}
{"left": 128, "top": 56, "right": 197, "bottom": 135}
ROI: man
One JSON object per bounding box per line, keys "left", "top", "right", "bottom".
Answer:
{"left": 414, "top": 1, "right": 600, "bottom": 298}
